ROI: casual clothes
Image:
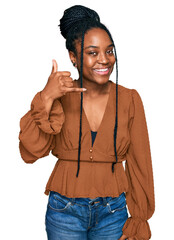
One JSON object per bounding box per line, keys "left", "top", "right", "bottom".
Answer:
{"left": 19, "top": 80, "right": 155, "bottom": 239}
{"left": 45, "top": 191, "right": 128, "bottom": 240}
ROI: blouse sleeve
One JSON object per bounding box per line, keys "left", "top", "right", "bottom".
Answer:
{"left": 19, "top": 92, "right": 65, "bottom": 163}
{"left": 122, "top": 89, "right": 155, "bottom": 240}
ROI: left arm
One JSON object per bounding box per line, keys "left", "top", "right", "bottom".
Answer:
{"left": 121, "top": 89, "right": 155, "bottom": 240}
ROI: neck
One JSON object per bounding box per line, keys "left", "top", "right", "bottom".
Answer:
{"left": 76, "top": 79, "right": 111, "bottom": 98}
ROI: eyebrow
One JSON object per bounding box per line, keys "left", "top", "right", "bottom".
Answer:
{"left": 84, "top": 43, "right": 114, "bottom": 50}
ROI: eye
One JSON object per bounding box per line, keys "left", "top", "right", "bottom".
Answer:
{"left": 88, "top": 51, "right": 98, "bottom": 56}
{"left": 107, "top": 49, "right": 114, "bottom": 55}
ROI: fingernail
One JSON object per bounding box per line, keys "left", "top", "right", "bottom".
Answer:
{"left": 83, "top": 88, "right": 87, "bottom": 91}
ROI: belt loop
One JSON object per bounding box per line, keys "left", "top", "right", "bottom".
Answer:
{"left": 102, "top": 197, "right": 107, "bottom": 206}
{"left": 71, "top": 197, "right": 75, "bottom": 205}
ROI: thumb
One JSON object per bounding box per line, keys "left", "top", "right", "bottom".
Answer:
{"left": 51, "top": 59, "right": 58, "bottom": 73}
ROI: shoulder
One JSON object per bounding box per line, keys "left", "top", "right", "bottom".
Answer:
{"left": 111, "top": 81, "right": 140, "bottom": 97}
{"left": 110, "top": 82, "right": 144, "bottom": 112}
{"left": 111, "top": 81, "right": 133, "bottom": 96}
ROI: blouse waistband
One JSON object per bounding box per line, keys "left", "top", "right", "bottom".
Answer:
{"left": 58, "top": 158, "right": 124, "bottom": 163}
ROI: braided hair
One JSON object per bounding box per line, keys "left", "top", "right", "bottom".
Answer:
{"left": 59, "top": 5, "right": 118, "bottom": 177}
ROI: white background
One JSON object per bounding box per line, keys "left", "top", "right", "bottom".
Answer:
{"left": 0, "top": 0, "right": 173, "bottom": 239}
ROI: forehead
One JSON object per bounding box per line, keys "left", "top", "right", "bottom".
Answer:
{"left": 76, "top": 28, "right": 112, "bottom": 49}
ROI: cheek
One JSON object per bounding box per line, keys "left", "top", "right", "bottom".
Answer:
{"left": 83, "top": 57, "right": 95, "bottom": 68}
{"left": 111, "top": 57, "right": 116, "bottom": 66}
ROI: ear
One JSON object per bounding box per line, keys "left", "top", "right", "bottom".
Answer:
{"left": 69, "top": 51, "right": 77, "bottom": 64}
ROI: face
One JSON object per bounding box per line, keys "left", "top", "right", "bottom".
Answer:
{"left": 69, "top": 28, "right": 116, "bottom": 85}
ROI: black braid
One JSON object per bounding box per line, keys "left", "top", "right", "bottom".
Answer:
{"left": 59, "top": 5, "right": 119, "bottom": 177}
{"left": 76, "top": 25, "right": 86, "bottom": 177}
{"left": 112, "top": 45, "right": 118, "bottom": 172}
{"left": 102, "top": 28, "right": 119, "bottom": 172}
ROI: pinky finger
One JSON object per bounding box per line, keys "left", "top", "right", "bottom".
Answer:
{"left": 71, "top": 87, "right": 87, "bottom": 92}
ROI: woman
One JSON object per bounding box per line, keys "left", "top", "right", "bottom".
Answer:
{"left": 19, "top": 5, "right": 155, "bottom": 240}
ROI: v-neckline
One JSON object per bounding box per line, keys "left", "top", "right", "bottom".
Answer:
{"left": 74, "top": 80, "right": 113, "bottom": 148}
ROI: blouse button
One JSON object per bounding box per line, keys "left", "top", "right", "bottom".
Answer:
{"left": 89, "top": 156, "right": 93, "bottom": 161}
{"left": 89, "top": 149, "right": 93, "bottom": 153}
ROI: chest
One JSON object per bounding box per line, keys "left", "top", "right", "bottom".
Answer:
{"left": 83, "top": 93, "right": 110, "bottom": 132}
{"left": 56, "top": 83, "right": 131, "bottom": 156}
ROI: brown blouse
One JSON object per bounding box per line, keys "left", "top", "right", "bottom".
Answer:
{"left": 19, "top": 80, "right": 155, "bottom": 239}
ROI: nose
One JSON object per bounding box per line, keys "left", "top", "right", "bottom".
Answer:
{"left": 97, "top": 53, "right": 109, "bottom": 64}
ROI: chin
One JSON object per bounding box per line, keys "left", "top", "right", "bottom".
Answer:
{"left": 93, "top": 77, "right": 110, "bottom": 85}
{"left": 82, "top": 73, "right": 110, "bottom": 85}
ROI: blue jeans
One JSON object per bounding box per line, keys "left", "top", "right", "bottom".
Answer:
{"left": 45, "top": 191, "right": 128, "bottom": 240}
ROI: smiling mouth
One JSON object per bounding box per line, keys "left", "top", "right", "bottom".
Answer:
{"left": 93, "top": 68, "right": 110, "bottom": 75}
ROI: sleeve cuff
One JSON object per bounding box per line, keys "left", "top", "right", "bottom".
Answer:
{"left": 122, "top": 217, "right": 151, "bottom": 240}
{"left": 30, "top": 92, "right": 65, "bottom": 134}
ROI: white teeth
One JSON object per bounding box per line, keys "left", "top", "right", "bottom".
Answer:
{"left": 95, "top": 68, "right": 108, "bottom": 72}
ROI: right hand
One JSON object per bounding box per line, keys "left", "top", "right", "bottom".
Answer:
{"left": 41, "top": 59, "right": 87, "bottom": 101}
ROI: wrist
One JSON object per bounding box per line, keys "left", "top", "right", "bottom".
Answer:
{"left": 41, "top": 90, "right": 54, "bottom": 103}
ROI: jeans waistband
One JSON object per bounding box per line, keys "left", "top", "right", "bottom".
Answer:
{"left": 50, "top": 191, "right": 125, "bottom": 207}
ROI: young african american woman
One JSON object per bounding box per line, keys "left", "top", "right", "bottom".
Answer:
{"left": 19, "top": 5, "right": 155, "bottom": 240}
